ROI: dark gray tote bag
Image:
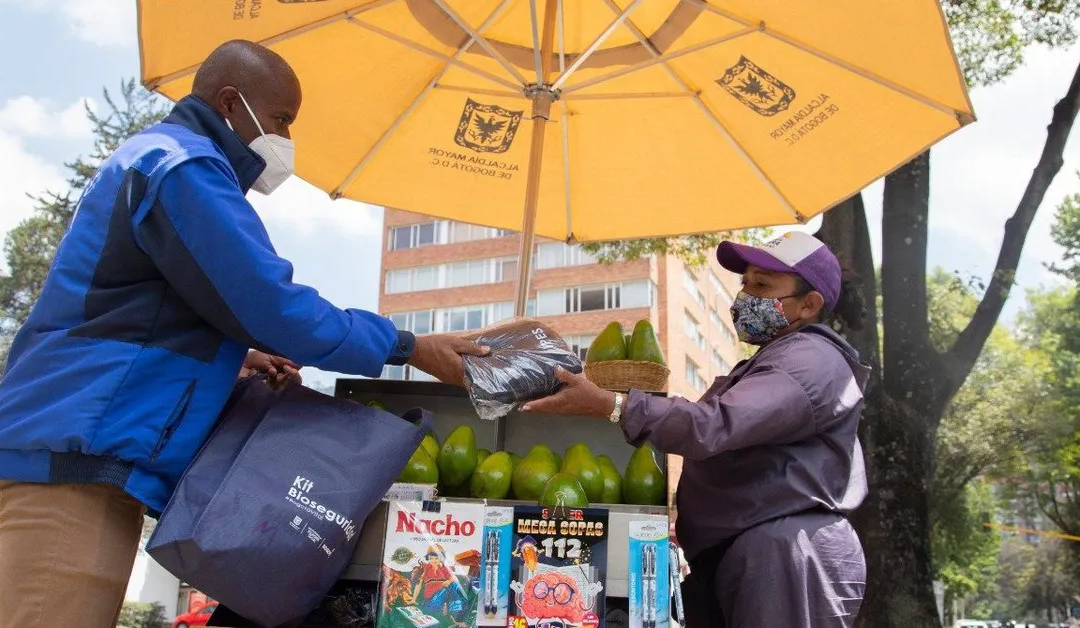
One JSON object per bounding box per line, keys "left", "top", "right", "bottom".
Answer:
{"left": 148, "top": 377, "right": 429, "bottom": 627}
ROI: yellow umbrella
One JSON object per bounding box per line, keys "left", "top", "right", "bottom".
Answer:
{"left": 138, "top": 0, "right": 973, "bottom": 314}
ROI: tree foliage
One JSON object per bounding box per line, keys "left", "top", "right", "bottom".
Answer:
{"left": 944, "top": 0, "right": 1080, "bottom": 87}
{"left": 924, "top": 269, "right": 1042, "bottom": 612}
{"left": 0, "top": 79, "right": 167, "bottom": 369}
{"left": 932, "top": 481, "right": 1000, "bottom": 616}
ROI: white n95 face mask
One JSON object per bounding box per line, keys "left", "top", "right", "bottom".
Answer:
{"left": 226, "top": 91, "right": 295, "bottom": 195}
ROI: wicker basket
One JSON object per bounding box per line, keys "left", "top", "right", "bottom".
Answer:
{"left": 584, "top": 360, "right": 670, "bottom": 393}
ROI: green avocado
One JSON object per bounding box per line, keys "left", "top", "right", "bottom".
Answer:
{"left": 470, "top": 452, "right": 514, "bottom": 499}
{"left": 622, "top": 444, "right": 667, "bottom": 506}
{"left": 585, "top": 322, "right": 628, "bottom": 363}
{"left": 596, "top": 455, "right": 623, "bottom": 504}
{"left": 628, "top": 319, "right": 666, "bottom": 365}
{"left": 538, "top": 473, "right": 589, "bottom": 508}
{"left": 511, "top": 445, "right": 559, "bottom": 501}
{"left": 560, "top": 444, "right": 604, "bottom": 503}
{"left": 437, "top": 425, "right": 478, "bottom": 490}
{"left": 397, "top": 447, "right": 439, "bottom": 484}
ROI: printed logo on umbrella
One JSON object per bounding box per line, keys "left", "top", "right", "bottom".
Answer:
{"left": 717, "top": 56, "right": 797, "bottom": 117}
{"left": 455, "top": 98, "right": 525, "bottom": 154}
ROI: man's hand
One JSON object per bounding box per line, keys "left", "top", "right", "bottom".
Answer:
{"left": 240, "top": 350, "right": 302, "bottom": 390}
{"left": 407, "top": 335, "right": 489, "bottom": 387}
{"left": 521, "top": 367, "right": 616, "bottom": 418}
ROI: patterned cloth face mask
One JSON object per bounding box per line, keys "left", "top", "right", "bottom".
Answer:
{"left": 729, "top": 290, "right": 797, "bottom": 345}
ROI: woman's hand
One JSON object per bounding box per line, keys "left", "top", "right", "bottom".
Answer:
{"left": 240, "top": 351, "right": 302, "bottom": 390}
{"left": 521, "top": 367, "right": 616, "bottom": 418}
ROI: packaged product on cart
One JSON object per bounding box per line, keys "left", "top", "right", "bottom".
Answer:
{"left": 628, "top": 519, "right": 670, "bottom": 628}
{"left": 461, "top": 319, "right": 583, "bottom": 421}
{"left": 508, "top": 505, "right": 609, "bottom": 628}
{"left": 477, "top": 507, "right": 514, "bottom": 626}
{"left": 376, "top": 501, "right": 485, "bottom": 628}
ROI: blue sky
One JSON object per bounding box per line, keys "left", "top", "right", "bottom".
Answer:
{"left": 1, "top": 1, "right": 1078, "bottom": 386}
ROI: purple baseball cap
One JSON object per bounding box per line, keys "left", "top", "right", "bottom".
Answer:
{"left": 717, "top": 232, "right": 842, "bottom": 310}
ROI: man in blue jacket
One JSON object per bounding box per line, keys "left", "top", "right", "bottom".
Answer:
{"left": 0, "top": 40, "right": 485, "bottom": 627}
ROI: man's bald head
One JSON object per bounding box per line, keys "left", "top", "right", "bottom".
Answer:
{"left": 194, "top": 40, "right": 302, "bottom": 143}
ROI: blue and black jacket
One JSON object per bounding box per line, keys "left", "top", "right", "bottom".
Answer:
{"left": 0, "top": 95, "right": 414, "bottom": 515}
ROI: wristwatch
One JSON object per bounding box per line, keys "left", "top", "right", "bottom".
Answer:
{"left": 608, "top": 392, "right": 626, "bottom": 424}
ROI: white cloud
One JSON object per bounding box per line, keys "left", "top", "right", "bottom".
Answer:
{"left": 63, "top": 0, "right": 137, "bottom": 47}
{"left": 249, "top": 177, "right": 383, "bottom": 238}
{"left": 0, "top": 0, "right": 135, "bottom": 47}
{"left": 0, "top": 129, "right": 66, "bottom": 264}
{"left": 0, "top": 96, "right": 96, "bottom": 138}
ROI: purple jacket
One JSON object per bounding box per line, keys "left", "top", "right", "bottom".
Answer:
{"left": 622, "top": 324, "right": 870, "bottom": 561}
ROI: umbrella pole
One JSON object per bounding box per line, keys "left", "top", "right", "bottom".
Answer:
{"left": 512, "top": 90, "right": 555, "bottom": 318}
{"left": 497, "top": 90, "right": 555, "bottom": 453}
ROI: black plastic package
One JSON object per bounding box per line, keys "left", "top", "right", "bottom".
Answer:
{"left": 462, "top": 318, "right": 583, "bottom": 421}
{"left": 208, "top": 581, "right": 377, "bottom": 627}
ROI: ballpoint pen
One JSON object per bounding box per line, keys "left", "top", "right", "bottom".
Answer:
{"left": 484, "top": 529, "right": 500, "bottom": 617}
{"left": 669, "top": 542, "right": 685, "bottom": 628}
{"left": 642, "top": 544, "right": 657, "bottom": 628}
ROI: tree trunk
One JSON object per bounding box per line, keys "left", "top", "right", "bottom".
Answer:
{"left": 820, "top": 57, "right": 1080, "bottom": 619}
{"left": 818, "top": 196, "right": 940, "bottom": 626}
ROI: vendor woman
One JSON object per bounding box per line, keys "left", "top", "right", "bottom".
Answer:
{"left": 523, "top": 232, "right": 870, "bottom": 627}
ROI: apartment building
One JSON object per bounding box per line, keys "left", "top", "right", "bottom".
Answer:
{"left": 378, "top": 209, "right": 745, "bottom": 503}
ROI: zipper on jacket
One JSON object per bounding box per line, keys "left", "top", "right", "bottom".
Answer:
{"left": 149, "top": 380, "right": 197, "bottom": 463}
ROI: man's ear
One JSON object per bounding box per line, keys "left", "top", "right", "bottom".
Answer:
{"left": 214, "top": 86, "right": 240, "bottom": 116}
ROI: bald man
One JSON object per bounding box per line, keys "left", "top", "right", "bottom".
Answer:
{"left": 0, "top": 40, "right": 484, "bottom": 627}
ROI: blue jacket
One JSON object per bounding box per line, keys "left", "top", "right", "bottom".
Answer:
{"left": 0, "top": 96, "right": 414, "bottom": 515}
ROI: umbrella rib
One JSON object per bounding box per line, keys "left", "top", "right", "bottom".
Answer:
{"left": 560, "top": 26, "right": 759, "bottom": 95}
{"left": 550, "top": 0, "right": 647, "bottom": 92}
{"left": 332, "top": 1, "right": 516, "bottom": 197}
{"left": 143, "top": 0, "right": 399, "bottom": 90}
{"left": 432, "top": 0, "right": 529, "bottom": 87}
{"left": 763, "top": 29, "right": 973, "bottom": 122}
{"left": 689, "top": 0, "right": 972, "bottom": 121}
{"left": 609, "top": 1, "right": 804, "bottom": 222}
{"left": 434, "top": 85, "right": 525, "bottom": 99}
{"left": 558, "top": 0, "right": 573, "bottom": 239}
{"left": 529, "top": 0, "right": 545, "bottom": 84}
{"left": 562, "top": 92, "right": 693, "bottom": 100}
{"left": 346, "top": 18, "right": 520, "bottom": 91}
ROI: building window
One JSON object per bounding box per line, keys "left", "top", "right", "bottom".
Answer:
{"left": 449, "top": 222, "right": 515, "bottom": 243}
{"left": 536, "top": 280, "right": 654, "bottom": 316}
{"left": 683, "top": 268, "right": 698, "bottom": 295}
{"left": 447, "top": 260, "right": 489, "bottom": 288}
{"left": 443, "top": 305, "right": 487, "bottom": 332}
{"left": 496, "top": 258, "right": 518, "bottom": 283}
{"left": 709, "top": 307, "right": 723, "bottom": 330}
{"left": 684, "top": 310, "right": 706, "bottom": 351}
{"left": 385, "top": 266, "right": 439, "bottom": 294}
{"left": 536, "top": 243, "right": 598, "bottom": 270}
{"left": 712, "top": 270, "right": 735, "bottom": 306}
{"left": 389, "top": 222, "right": 438, "bottom": 250}
{"left": 564, "top": 335, "right": 598, "bottom": 361}
{"left": 708, "top": 270, "right": 722, "bottom": 292}
{"left": 389, "top": 310, "right": 435, "bottom": 335}
{"left": 389, "top": 220, "right": 512, "bottom": 250}
{"left": 695, "top": 289, "right": 707, "bottom": 310}
{"left": 685, "top": 358, "right": 707, "bottom": 391}
{"left": 621, "top": 281, "right": 653, "bottom": 308}
{"left": 709, "top": 307, "right": 737, "bottom": 346}
{"left": 711, "top": 348, "right": 731, "bottom": 375}
{"left": 385, "top": 257, "right": 519, "bottom": 293}
{"left": 720, "top": 323, "right": 736, "bottom": 347}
